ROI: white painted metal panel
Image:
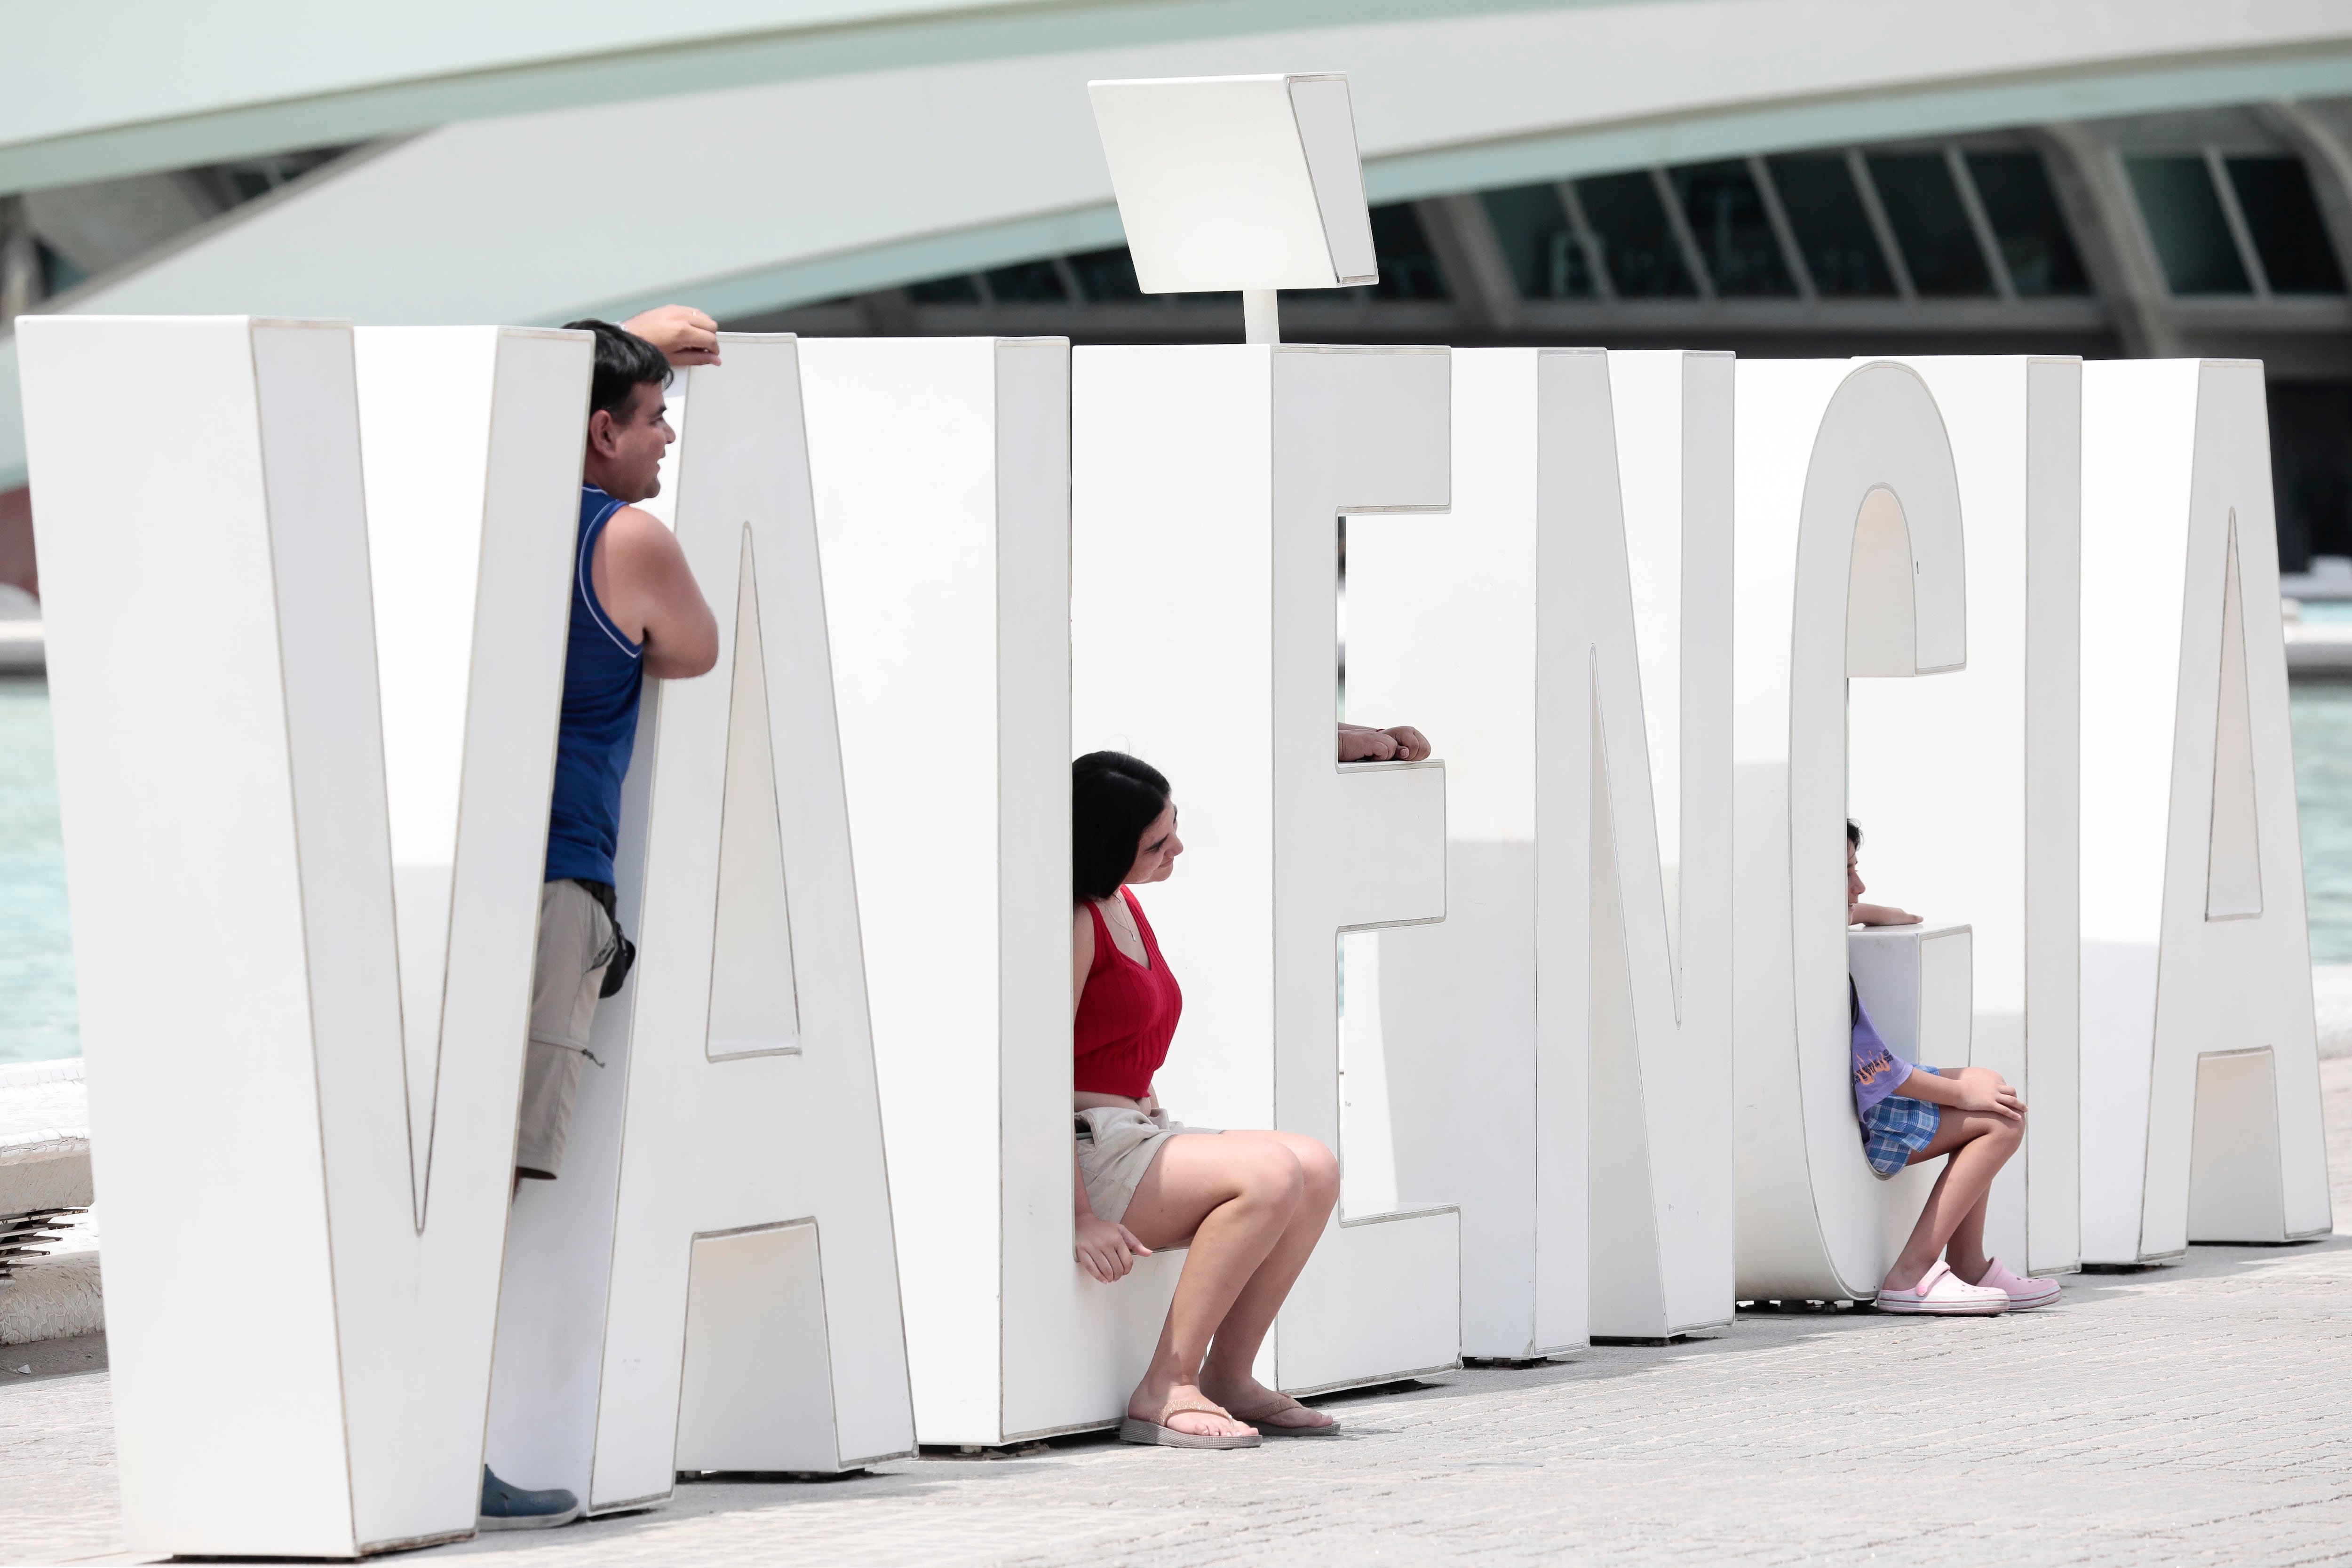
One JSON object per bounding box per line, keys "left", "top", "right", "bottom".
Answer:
{"left": 1089, "top": 74, "right": 1374, "bottom": 293}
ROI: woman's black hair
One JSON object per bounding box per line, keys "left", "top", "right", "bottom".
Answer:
{"left": 1847, "top": 819, "right": 1862, "bottom": 848}
{"left": 563, "top": 319, "right": 673, "bottom": 421}
{"left": 1073, "top": 751, "right": 1172, "bottom": 901}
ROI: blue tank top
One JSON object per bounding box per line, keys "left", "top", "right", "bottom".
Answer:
{"left": 544, "top": 486, "right": 646, "bottom": 884}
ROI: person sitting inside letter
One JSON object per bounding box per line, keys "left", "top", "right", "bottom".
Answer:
{"left": 1847, "top": 820, "right": 2060, "bottom": 1316}
{"left": 483, "top": 309, "right": 721, "bottom": 1531}
{"left": 1069, "top": 751, "right": 1352, "bottom": 1448}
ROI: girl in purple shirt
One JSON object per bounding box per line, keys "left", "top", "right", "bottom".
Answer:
{"left": 1849, "top": 821, "right": 2059, "bottom": 1314}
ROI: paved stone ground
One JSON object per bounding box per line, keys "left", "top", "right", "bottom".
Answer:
{"left": 10, "top": 1061, "right": 2352, "bottom": 1567}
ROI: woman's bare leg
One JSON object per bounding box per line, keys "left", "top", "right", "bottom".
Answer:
{"left": 1882, "top": 1109, "right": 2023, "bottom": 1292}
{"left": 1194, "top": 1132, "right": 1339, "bottom": 1428}
{"left": 1118, "top": 1135, "right": 1306, "bottom": 1436}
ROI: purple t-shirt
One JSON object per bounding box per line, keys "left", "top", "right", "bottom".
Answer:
{"left": 1851, "top": 983, "right": 1917, "bottom": 1116}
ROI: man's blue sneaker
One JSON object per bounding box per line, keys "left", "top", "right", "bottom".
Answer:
{"left": 479, "top": 1465, "right": 582, "bottom": 1531}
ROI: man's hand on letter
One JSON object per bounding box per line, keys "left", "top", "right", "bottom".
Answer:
{"left": 620, "top": 305, "right": 722, "bottom": 367}
{"left": 1337, "top": 723, "right": 1433, "bottom": 763}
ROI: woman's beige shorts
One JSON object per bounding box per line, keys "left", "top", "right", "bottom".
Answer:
{"left": 1074, "top": 1106, "right": 1218, "bottom": 1225}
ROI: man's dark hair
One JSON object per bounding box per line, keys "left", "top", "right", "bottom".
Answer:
{"left": 1847, "top": 819, "right": 1863, "bottom": 848}
{"left": 564, "top": 319, "right": 672, "bottom": 421}
{"left": 1074, "top": 751, "right": 1172, "bottom": 901}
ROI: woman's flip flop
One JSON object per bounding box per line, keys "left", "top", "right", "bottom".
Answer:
{"left": 1224, "top": 1395, "right": 1342, "bottom": 1437}
{"left": 1119, "top": 1397, "right": 1262, "bottom": 1449}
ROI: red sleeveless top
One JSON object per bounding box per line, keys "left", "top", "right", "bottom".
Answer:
{"left": 1074, "top": 889, "right": 1183, "bottom": 1098}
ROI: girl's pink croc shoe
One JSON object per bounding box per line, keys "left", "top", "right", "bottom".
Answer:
{"left": 1967, "top": 1258, "right": 2061, "bottom": 1309}
{"left": 1875, "top": 1260, "right": 2008, "bottom": 1315}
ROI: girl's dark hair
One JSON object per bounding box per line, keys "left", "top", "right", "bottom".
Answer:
{"left": 563, "top": 318, "right": 673, "bottom": 420}
{"left": 1073, "top": 751, "right": 1172, "bottom": 901}
{"left": 1847, "top": 820, "right": 1862, "bottom": 1023}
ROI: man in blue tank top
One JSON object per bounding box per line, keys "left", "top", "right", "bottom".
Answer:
{"left": 485, "top": 310, "right": 720, "bottom": 1533}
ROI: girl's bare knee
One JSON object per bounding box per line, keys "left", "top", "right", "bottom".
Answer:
{"left": 1238, "top": 1145, "right": 1306, "bottom": 1210}
{"left": 1294, "top": 1138, "right": 1338, "bottom": 1204}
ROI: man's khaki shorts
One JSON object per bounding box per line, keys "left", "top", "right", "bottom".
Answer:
{"left": 517, "top": 880, "right": 618, "bottom": 1180}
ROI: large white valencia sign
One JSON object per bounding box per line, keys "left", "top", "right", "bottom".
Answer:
{"left": 18, "top": 317, "right": 585, "bottom": 1558}
{"left": 10, "top": 265, "right": 2335, "bottom": 1556}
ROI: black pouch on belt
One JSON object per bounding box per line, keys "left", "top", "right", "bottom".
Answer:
{"left": 572, "top": 878, "right": 637, "bottom": 999}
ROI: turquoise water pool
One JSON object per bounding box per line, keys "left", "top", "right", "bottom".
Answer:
{"left": 2, "top": 679, "right": 76, "bottom": 1065}
{"left": 2292, "top": 682, "right": 2352, "bottom": 962}
{"left": 7, "top": 676, "right": 2352, "bottom": 1063}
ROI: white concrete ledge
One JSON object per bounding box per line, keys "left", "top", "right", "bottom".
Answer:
{"left": 0, "top": 620, "right": 42, "bottom": 676}
{"left": 0, "top": 1247, "right": 101, "bottom": 1346}
{"left": 2282, "top": 619, "right": 2352, "bottom": 677}
{"left": 0, "top": 1059, "right": 91, "bottom": 1213}
{"left": 1, "top": 1059, "right": 100, "bottom": 1346}
{"left": 2313, "top": 966, "right": 2352, "bottom": 1059}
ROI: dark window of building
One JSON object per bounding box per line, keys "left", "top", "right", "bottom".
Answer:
{"left": 215, "top": 147, "right": 351, "bottom": 203}
{"left": 983, "top": 261, "right": 1067, "bottom": 302}
{"left": 1069, "top": 247, "right": 1144, "bottom": 302}
{"left": 2225, "top": 156, "right": 2346, "bottom": 294}
{"left": 1963, "top": 151, "right": 2090, "bottom": 296}
{"left": 1866, "top": 153, "right": 1994, "bottom": 296}
{"left": 1765, "top": 154, "right": 1894, "bottom": 296}
{"left": 39, "top": 242, "right": 86, "bottom": 296}
{"left": 2125, "top": 155, "right": 2252, "bottom": 294}
{"left": 1575, "top": 172, "right": 1698, "bottom": 297}
{"left": 1479, "top": 184, "right": 1594, "bottom": 298}
{"left": 1670, "top": 161, "right": 1795, "bottom": 296}
{"left": 1367, "top": 203, "right": 1450, "bottom": 299}
{"left": 906, "top": 274, "right": 981, "bottom": 304}
{"left": 2269, "top": 382, "right": 2352, "bottom": 571}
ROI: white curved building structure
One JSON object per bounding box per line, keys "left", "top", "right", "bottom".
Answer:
{"left": 9, "top": 1, "right": 2352, "bottom": 495}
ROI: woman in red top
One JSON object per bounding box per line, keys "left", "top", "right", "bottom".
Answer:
{"left": 1071, "top": 751, "right": 1341, "bottom": 1448}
